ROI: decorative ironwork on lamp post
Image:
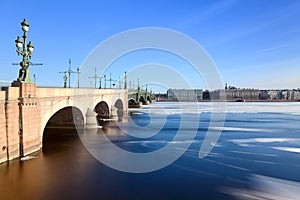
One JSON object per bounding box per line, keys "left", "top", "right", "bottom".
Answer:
{"left": 14, "top": 19, "right": 35, "bottom": 83}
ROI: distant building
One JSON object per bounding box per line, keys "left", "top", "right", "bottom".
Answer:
{"left": 281, "top": 90, "right": 292, "bottom": 100}
{"left": 202, "top": 90, "right": 211, "bottom": 100}
{"left": 259, "top": 90, "right": 269, "bottom": 100}
{"left": 208, "top": 89, "right": 222, "bottom": 101}
{"left": 268, "top": 90, "right": 281, "bottom": 100}
{"left": 167, "top": 89, "right": 202, "bottom": 101}
{"left": 225, "top": 87, "right": 259, "bottom": 101}
{"left": 293, "top": 90, "right": 300, "bottom": 101}
{"left": 259, "top": 90, "right": 281, "bottom": 100}
{"left": 167, "top": 87, "right": 300, "bottom": 102}
{"left": 202, "top": 87, "right": 259, "bottom": 101}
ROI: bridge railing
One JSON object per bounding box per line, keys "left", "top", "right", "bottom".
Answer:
{"left": 36, "top": 88, "right": 126, "bottom": 98}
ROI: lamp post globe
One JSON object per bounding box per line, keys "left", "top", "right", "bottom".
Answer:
{"left": 27, "top": 41, "right": 34, "bottom": 52}
{"left": 15, "top": 36, "right": 22, "bottom": 49}
{"left": 21, "top": 19, "right": 29, "bottom": 32}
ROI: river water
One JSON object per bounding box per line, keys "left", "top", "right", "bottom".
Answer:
{"left": 1, "top": 102, "right": 300, "bottom": 200}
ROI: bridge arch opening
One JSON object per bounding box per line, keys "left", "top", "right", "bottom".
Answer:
{"left": 94, "top": 101, "right": 110, "bottom": 126}
{"left": 139, "top": 96, "right": 146, "bottom": 104}
{"left": 128, "top": 98, "right": 137, "bottom": 105}
{"left": 44, "top": 106, "right": 84, "bottom": 128}
{"left": 42, "top": 106, "right": 84, "bottom": 153}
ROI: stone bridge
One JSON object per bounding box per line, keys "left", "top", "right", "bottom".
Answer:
{"left": 0, "top": 82, "right": 128, "bottom": 163}
{"left": 128, "top": 89, "right": 156, "bottom": 107}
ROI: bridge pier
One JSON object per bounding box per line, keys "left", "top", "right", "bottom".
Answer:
{"left": 85, "top": 108, "right": 98, "bottom": 129}
{"left": 110, "top": 105, "right": 117, "bottom": 119}
{"left": 1, "top": 89, "right": 20, "bottom": 163}
{"left": 0, "top": 82, "right": 42, "bottom": 163}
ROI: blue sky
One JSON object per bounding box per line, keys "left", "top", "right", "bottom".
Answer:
{"left": 0, "top": 0, "right": 300, "bottom": 92}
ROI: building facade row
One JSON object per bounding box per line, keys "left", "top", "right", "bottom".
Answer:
{"left": 164, "top": 88, "right": 300, "bottom": 101}
{"left": 167, "top": 89, "right": 203, "bottom": 101}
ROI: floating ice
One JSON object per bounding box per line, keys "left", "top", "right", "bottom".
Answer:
{"left": 221, "top": 174, "right": 300, "bottom": 200}
{"left": 20, "top": 155, "right": 37, "bottom": 161}
{"left": 272, "top": 147, "right": 300, "bottom": 154}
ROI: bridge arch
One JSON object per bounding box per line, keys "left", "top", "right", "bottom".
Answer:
{"left": 42, "top": 106, "right": 84, "bottom": 148}
{"left": 40, "top": 100, "right": 87, "bottom": 135}
{"left": 139, "top": 95, "right": 146, "bottom": 104}
{"left": 94, "top": 101, "right": 110, "bottom": 119}
{"left": 44, "top": 106, "right": 84, "bottom": 128}
{"left": 128, "top": 98, "right": 137, "bottom": 105}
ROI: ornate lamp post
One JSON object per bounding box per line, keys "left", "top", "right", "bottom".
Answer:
{"left": 15, "top": 19, "right": 34, "bottom": 83}
{"left": 124, "top": 71, "right": 127, "bottom": 89}
{"left": 77, "top": 67, "right": 80, "bottom": 88}
{"left": 63, "top": 72, "right": 68, "bottom": 88}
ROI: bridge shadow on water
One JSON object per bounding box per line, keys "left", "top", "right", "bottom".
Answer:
{"left": 42, "top": 127, "right": 84, "bottom": 155}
